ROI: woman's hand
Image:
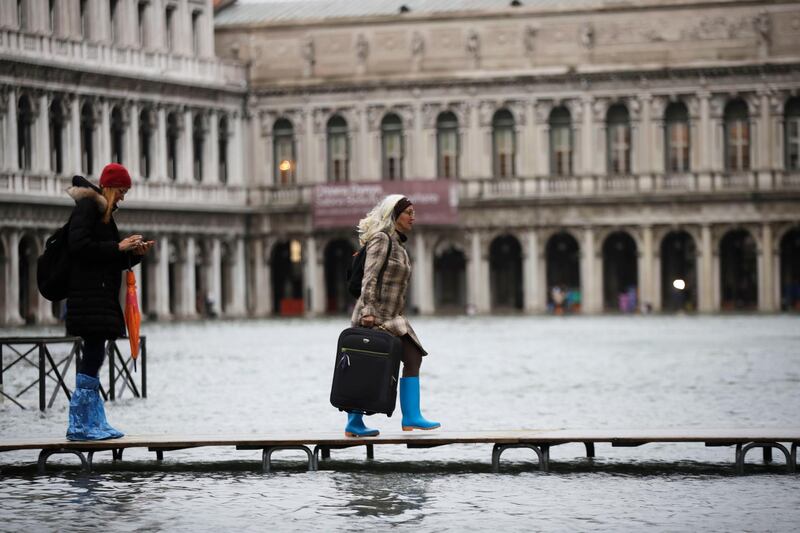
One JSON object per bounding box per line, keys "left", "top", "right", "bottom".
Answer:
{"left": 361, "top": 315, "right": 375, "bottom": 328}
{"left": 119, "top": 235, "right": 155, "bottom": 255}
{"left": 119, "top": 235, "right": 144, "bottom": 252}
{"left": 132, "top": 240, "right": 155, "bottom": 255}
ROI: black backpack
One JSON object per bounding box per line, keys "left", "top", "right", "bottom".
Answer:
{"left": 37, "top": 220, "right": 71, "bottom": 301}
{"left": 346, "top": 232, "right": 392, "bottom": 299}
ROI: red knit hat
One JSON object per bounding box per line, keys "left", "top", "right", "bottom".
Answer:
{"left": 99, "top": 163, "right": 131, "bottom": 189}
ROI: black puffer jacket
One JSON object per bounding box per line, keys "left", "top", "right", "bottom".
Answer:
{"left": 65, "top": 176, "right": 141, "bottom": 339}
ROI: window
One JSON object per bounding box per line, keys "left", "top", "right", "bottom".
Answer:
{"left": 436, "top": 112, "right": 459, "bottom": 178}
{"left": 724, "top": 99, "right": 749, "bottom": 171}
{"left": 549, "top": 106, "right": 572, "bottom": 176}
{"left": 109, "top": 0, "right": 118, "bottom": 44}
{"left": 139, "top": 109, "right": 153, "bottom": 179}
{"left": 193, "top": 114, "right": 204, "bottom": 182}
{"left": 191, "top": 11, "right": 201, "bottom": 56}
{"left": 273, "top": 118, "right": 295, "bottom": 185}
{"left": 165, "top": 6, "right": 176, "bottom": 51}
{"left": 79, "top": 0, "right": 88, "bottom": 38}
{"left": 218, "top": 116, "right": 229, "bottom": 184}
{"left": 137, "top": 2, "right": 147, "bottom": 46}
{"left": 166, "top": 112, "right": 179, "bottom": 180}
{"left": 784, "top": 98, "right": 800, "bottom": 171}
{"left": 110, "top": 106, "right": 125, "bottom": 164}
{"left": 381, "top": 113, "right": 403, "bottom": 180}
{"left": 49, "top": 0, "right": 56, "bottom": 33}
{"left": 607, "top": 104, "right": 631, "bottom": 175}
{"left": 80, "top": 102, "right": 95, "bottom": 175}
{"left": 492, "top": 109, "right": 515, "bottom": 178}
{"left": 17, "top": 0, "right": 27, "bottom": 31}
{"left": 327, "top": 115, "right": 348, "bottom": 183}
{"left": 665, "top": 102, "right": 690, "bottom": 173}
{"left": 17, "top": 95, "right": 33, "bottom": 171}
{"left": 49, "top": 99, "right": 65, "bottom": 174}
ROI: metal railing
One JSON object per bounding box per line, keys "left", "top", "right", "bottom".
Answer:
{"left": 0, "top": 336, "right": 147, "bottom": 411}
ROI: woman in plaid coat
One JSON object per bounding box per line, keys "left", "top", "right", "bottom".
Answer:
{"left": 346, "top": 194, "right": 440, "bottom": 437}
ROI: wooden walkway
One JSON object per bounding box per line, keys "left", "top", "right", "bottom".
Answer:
{"left": 1, "top": 429, "right": 798, "bottom": 474}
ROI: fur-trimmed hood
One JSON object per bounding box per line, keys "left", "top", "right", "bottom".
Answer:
{"left": 67, "top": 175, "right": 108, "bottom": 212}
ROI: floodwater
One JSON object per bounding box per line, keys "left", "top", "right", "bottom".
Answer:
{"left": 1, "top": 315, "right": 799, "bottom": 531}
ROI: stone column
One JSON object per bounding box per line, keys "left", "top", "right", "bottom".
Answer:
{"left": 99, "top": 99, "right": 110, "bottom": 173}
{"left": 4, "top": 231, "right": 24, "bottom": 325}
{"left": 532, "top": 100, "right": 549, "bottom": 177}
{"left": 6, "top": 87, "right": 18, "bottom": 171}
{"left": 413, "top": 233, "right": 434, "bottom": 314}
{"left": 128, "top": 101, "right": 140, "bottom": 179}
{"left": 580, "top": 96, "right": 593, "bottom": 176}
{"left": 156, "top": 106, "right": 167, "bottom": 181}
{"left": 36, "top": 92, "right": 51, "bottom": 173}
{"left": 468, "top": 231, "right": 489, "bottom": 313}
{"left": 709, "top": 95, "right": 725, "bottom": 173}
{"left": 638, "top": 226, "right": 655, "bottom": 311}
{"left": 411, "top": 102, "right": 423, "bottom": 178}
{"left": 251, "top": 237, "right": 271, "bottom": 316}
{"left": 650, "top": 97, "right": 667, "bottom": 175}
{"left": 154, "top": 235, "right": 171, "bottom": 318}
{"left": 697, "top": 225, "right": 713, "bottom": 312}
{"left": 523, "top": 228, "right": 544, "bottom": 312}
{"left": 758, "top": 223, "right": 777, "bottom": 312}
{"left": 580, "top": 226, "right": 601, "bottom": 314}
{"left": 208, "top": 238, "right": 222, "bottom": 317}
{"left": 66, "top": 96, "right": 80, "bottom": 176}
{"left": 181, "top": 237, "right": 197, "bottom": 318}
{"left": 592, "top": 99, "right": 608, "bottom": 177}
{"left": 304, "top": 236, "right": 325, "bottom": 315}
{"left": 230, "top": 237, "right": 247, "bottom": 316}
{"left": 465, "top": 101, "right": 481, "bottom": 178}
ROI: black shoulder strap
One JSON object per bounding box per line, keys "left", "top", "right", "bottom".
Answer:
{"left": 376, "top": 231, "right": 393, "bottom": 299}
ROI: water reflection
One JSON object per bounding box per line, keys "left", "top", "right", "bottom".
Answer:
{"left": 332, "top": 472, "right": 430, "bottom": 521}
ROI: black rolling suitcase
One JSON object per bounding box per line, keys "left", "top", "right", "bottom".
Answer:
{"left": 330, "top": 326, "right": 402, "bottom": 416}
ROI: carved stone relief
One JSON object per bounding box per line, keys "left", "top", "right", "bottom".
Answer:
{"left": 410, "top": 31, "right": 425, "bottom": 72}
{"left": 300, "top": 36, "right": 315, "bottom": 78}
{"left": 466, "top": 29, "right": 480, "bottom": 68}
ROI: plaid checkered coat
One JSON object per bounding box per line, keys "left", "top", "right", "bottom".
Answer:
{"left": 351, "top": 231, "right": 427, "bottom": 355}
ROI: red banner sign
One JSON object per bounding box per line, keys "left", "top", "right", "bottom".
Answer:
{"left": 313, "top": 180, "right": 459, "bottom": 229}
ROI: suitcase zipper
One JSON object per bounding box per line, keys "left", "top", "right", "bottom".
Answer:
{"left": 341, "top": 347, "right": 389, "bottom": 357}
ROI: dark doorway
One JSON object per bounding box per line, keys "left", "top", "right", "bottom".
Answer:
{"left": 602, "top": 231, "right": 638, "bottom": 312}
{"left": 720, "top": 229, "right": 757, "bottom": 310}
{"left": 660, "top": 231, "right": 697, "bottom": 312}
{"left": 324, "top": 239, "right": 356, "bottom": 314}
{"left": 545, "top": 232, "right": 581, "bottom": 313}
{"left": 779, "top": 227, "right": 800, "bottom": 311}
{"left": 434, "top": 245, "right": 467, "bottom": 312}
{"left": 271, "top": 240, "right": 304, "bottom": 315}
{"left": 489, "top": 235, "right": 523, "bottom": 311}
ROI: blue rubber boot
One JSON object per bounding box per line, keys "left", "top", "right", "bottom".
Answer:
{"left": 399, "top": 377, "right": 440, "bottom": 431}
{"left": 66, "top": 373, "right": 124, "bottom": 441}
{"left": 345, "top": 412, "right": 379, "bottom": 437}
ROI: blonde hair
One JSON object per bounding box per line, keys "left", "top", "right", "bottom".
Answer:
{"left": 100, "top": 187, "right": 121, "bottom": 224}
{"left": 356, "top": 194, "right": 405, "bottom": 246}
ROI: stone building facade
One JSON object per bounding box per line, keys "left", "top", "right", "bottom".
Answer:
{"left": 1, "top": 0, "right": 799, "bottom": 325}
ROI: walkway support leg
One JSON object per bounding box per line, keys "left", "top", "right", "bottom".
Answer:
{"left": 37, "top": 449, "right": 91, "bottom": 474}
{"left": 492, "top": 443, "right": 549, "bottom": 473}
{"left": 262, "top": 446, "right": 316, "bottom": 473}
{"left": 736, "top": 442, "right": 794, "bottom": 474}
{"left": 584, "top": 442, "right": 595, "bottom": 459}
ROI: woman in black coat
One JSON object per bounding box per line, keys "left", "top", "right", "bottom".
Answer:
{"left": 65, "top": 164, "right": 154, "bottom": 441}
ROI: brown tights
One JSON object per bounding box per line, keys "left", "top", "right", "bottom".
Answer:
{"left": 401, "top": 335, "right": 423, "bottom": 377}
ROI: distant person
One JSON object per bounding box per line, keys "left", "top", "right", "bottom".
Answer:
{"left": 347, "top": 195, "right": 440, "bottom": 437}
{"left": 65, "top": 164, "right": 154, "bottom": 441}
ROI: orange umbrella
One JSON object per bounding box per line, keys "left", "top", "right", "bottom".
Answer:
{"left": 124, "top": 269, "right": 141, "bottom": 371}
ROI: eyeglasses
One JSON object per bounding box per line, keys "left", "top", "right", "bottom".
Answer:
{"left": 402, "top": 208, "right": 415, "bottom": 217}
